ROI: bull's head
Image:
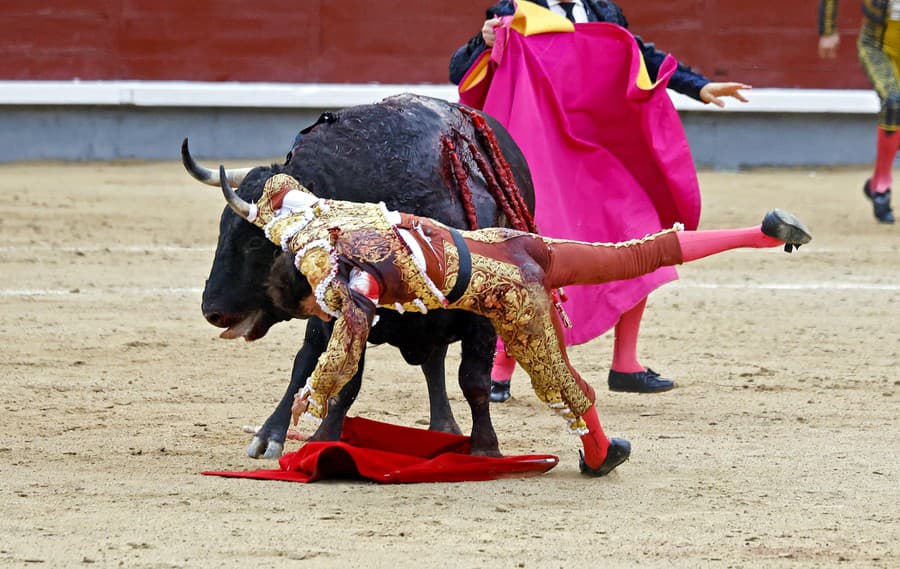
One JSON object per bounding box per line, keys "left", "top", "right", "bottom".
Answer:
{"left": 219, "top": 167, "right": 317, "bottom": 320}
{"left": 183, "top": 140, "right": 293, "bottom": 341}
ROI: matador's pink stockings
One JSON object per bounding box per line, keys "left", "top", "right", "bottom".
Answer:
{"left": 872, "top": 128, "right": 900, "bottom": 193}
{"left": 491, "top": 337, "right": 516, "bottom": 382}
{"left": 610, "top": 226, "right": 781, "bottom": 373}
{"left": 579, "top": 405, "right": 610, "bottom": 468}
{"left": 676, "top": 225, "right": 781, "bottom": 262}
{"left": 495, "top": 226, "right": 779, "bottom": 381}
{"left": 610, "top": 298, "right": 647, "bottom": 373}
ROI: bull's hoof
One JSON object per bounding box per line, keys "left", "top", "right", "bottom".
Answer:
{"left": 429, "top": 420, "right": 463, "bottom": 436}
{"left": 489, "top": 380, "right": 511, "bottom": 402}
{"left": 262, "top": 441, "right": 284, "bottom": 460}
{"left": 246, "top": 436, "right": 284, "bottom": 460}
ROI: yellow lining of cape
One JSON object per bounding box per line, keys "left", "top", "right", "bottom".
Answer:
{"left": 511, "top": 1, "right": 574, "bottom": 35}
{"left": 459, "top": 52, "right": 492, "bottom": 92}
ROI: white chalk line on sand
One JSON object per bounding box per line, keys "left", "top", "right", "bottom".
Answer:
{"left": 1, "top": 281, "right": 898, "bottom": 298}
{"left": 0, "top": 244, "right": 896, "bottom": 255}
{"left": 672, "top": 282, "right": 900, "bottom": 290}
{"left": 1, "top": 287, "right": 204, "bottom": 297}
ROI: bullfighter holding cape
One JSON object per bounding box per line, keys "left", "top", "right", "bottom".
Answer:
{"left": 456, "top": 1, "right": 744, "bottom": 396}
{"left": 216, "top": 169, "right": 811, "bottom": 477}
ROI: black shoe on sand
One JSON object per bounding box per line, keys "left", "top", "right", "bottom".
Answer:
{"left": 864, "top": 180, "right": 895, "bottom": 224}
{"left": 579, "top": 438, "right": 631, "bottom": 477}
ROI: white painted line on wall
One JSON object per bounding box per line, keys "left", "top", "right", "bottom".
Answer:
{"left": 0, "top": 80, "right": 880, "bottom": 114}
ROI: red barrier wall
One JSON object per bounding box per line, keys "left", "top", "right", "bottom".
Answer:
{"left": 0, "top": 0, "right": 868, "bottom": 89}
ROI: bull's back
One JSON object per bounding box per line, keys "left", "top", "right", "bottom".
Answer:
{"left": 284, "top": 94, "right": 533, "bottom": 229}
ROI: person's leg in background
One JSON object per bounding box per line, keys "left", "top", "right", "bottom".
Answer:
{"left": 858, "top": 26, "right": 900, "bottom": 224}
{"left": 607, "top": 297, "right": 676, "bottom": 393}
{"left": 489, "top": 337, "right": 515, "bottom": 402}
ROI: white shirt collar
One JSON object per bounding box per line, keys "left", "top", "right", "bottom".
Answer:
{"left": 547, "top": 1, "right": 588, "bottom": 24}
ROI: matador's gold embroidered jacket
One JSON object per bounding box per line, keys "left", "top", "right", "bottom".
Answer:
{"left": 249, "top": 174, "right": 685, "bottom": 434}
{"left": 251, "top": 174, "right": 465, "bottom": 421}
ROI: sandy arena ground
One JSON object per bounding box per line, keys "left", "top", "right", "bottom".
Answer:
{"left": 0, "top": 162, "right": 898, "bottom": 568}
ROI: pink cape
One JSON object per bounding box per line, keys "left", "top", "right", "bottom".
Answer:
{"left": 459, "top": 21, "right": 700, "bottom": 345}
{"left": 203, "top": 417, "right": 558, "bottom": 484}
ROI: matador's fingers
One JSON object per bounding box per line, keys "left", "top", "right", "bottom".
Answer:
{"left": 701, "top": 82, "right": 751, "bottom": 107}
{"left": 291, "top": 391, "right": 310, "bottom": 426}
{"left": 818, "top": 34, "right": 840, "bottom": 59}
{"left": 727, "top": 83, "right": 752, "bottom": 103}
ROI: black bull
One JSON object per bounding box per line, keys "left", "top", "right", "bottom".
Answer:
{"left": 184, "top": 94, "right": 536, "bottom": 459}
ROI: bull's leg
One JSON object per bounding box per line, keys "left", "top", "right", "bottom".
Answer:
{"left": 420, "top": 344, "right": 462, "bottom": 435}
{"left": 247, "top": 319, "right": 325, "bottom": 459}
{"left": 458, "top": 316, "right": 501, "bottom": 456}
{"left": 247, "top": 318, "right": 359, "bottom": 459}
{"left": 308, "top": 350, "right": 365, "bottom": 442}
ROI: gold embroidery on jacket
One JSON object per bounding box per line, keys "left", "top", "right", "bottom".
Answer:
{"left": 335, "top": 228, "right": 395, "bottom": 264}
{"left": 446, "top": 247, "right": 592, "bottom": 431}
{"left": 304, "top": 281, "right": 371, "bottom": 419}
{"left": 462, "top": 227, "right": 525, "bottom": 244}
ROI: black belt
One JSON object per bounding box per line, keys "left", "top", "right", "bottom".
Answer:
{"left": 445, "top": 227, "right": 472, "bottom": 304}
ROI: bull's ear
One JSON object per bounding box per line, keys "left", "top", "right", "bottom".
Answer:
{"left": 220, "top": 165, "right": 254, "bottom": 221}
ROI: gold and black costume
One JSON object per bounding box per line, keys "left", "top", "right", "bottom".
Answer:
{"left": 821, "top": 0, "right": 900, "bottom": 129}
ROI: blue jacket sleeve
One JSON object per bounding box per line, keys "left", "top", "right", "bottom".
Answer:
{"left": 634, "top": 35, "right": 710, "bottom": 101}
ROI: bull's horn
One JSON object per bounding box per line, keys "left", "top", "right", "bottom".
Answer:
{"left": 220, "top": 165, "right": 253, "bottom": 220}
{"left": 182, "top": 138, "right": 253, "bottom": 187}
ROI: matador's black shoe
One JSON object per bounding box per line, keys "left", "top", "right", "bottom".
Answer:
{"left": 864, "top": 180, "right": 895, "bottom": 224}
{"left": 579, "top": 438, "right": 632, "bottom": 477}
{"left": 608, "top": 368, "right": 675, "bottom": 393}
{"left": 760, "top": 209, "right": 813, "bottom": 252}
{"left": 489, "top": 380, "right": 511, "bottom": 403}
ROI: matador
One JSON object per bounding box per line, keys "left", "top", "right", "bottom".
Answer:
{"left": 219, "top": 172, "right": 811, "bottom": 477}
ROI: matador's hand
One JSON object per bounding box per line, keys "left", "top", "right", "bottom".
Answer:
{"left": 482, "top": 17, "right": 502, "bottom": 47}
{"left": 700, "top": 82, "right": 752, "bottom": 108}
{"left": 818, "top": 34, "right": 840, "bottom": 59}
{"left": 291, "top": 390, "right": 311, "bottom": 426}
